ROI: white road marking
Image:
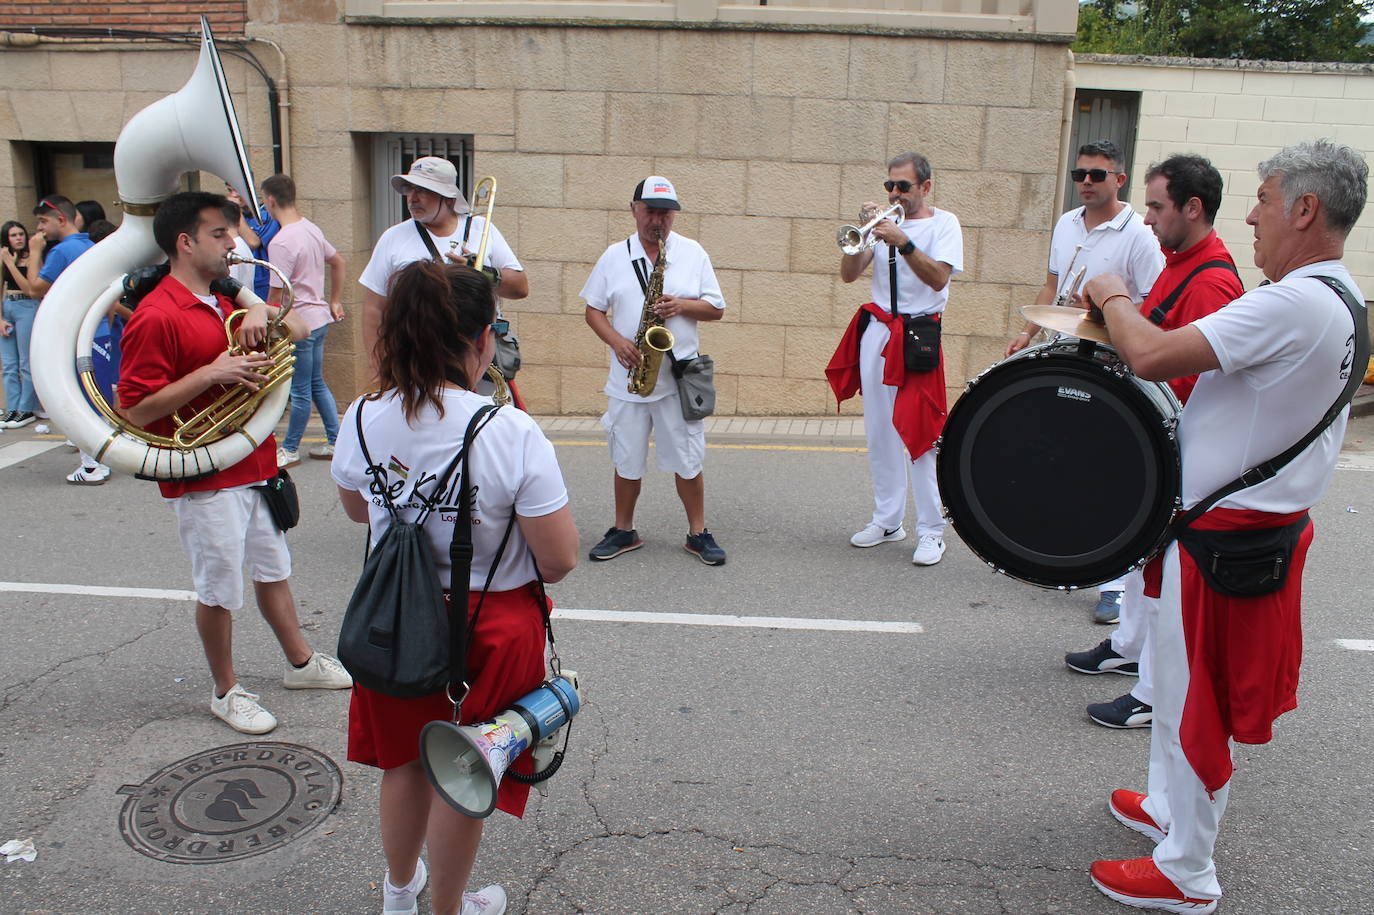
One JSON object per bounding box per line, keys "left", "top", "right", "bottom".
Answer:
{"left": 1336, "top": 451, "right": 1374, "bottom": 472}
{"left": 1336, "top": 639, "right": 1374, "bottom": 651}
{"left": 0, "top": 440, "right": 64, "bottom": 471}
{"left": 0, "top": 581, "right": 923, "bottom": 634}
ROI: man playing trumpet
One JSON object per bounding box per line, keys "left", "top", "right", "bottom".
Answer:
{"left": 118, "top": 191, "right": 352, "bottom": 734}
{"left": 827, "top": 152, "right": 964, "bottom": 566}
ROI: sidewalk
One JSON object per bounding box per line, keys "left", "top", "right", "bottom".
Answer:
{"left": 531, "top": 414, "right": 866, "bottom": 441}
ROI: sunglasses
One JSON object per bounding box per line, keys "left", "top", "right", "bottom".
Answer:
{"left": 1070, "top": 168, "right": 1117, "bottom": 183}
{"left": 883, "top": 180, "right": 915, "bottom": 193}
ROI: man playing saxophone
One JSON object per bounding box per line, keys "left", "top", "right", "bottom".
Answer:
{"left": 581, "top": 176, "right": 728, "bottom": 565}
{"left": 118, "top": 191, "right": 352, "bottom": 735}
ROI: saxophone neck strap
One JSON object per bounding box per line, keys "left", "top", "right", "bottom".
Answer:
{"left": 627, "top": 237, "right": 650, "bottom": 293}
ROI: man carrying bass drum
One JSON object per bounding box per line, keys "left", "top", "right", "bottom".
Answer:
{"left": 1079, "top": 140, "right": 1368, "bottom": 915}
{"left": 827, "top": 151, "right": 964, "bottom": 567}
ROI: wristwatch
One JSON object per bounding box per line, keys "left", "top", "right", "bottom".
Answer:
{"left": 898, "top": 239, "right": 916, "bottom": 256}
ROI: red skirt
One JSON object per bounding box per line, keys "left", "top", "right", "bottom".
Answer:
{"left": 347, "top": 582, "right": 550, "bottom": 818}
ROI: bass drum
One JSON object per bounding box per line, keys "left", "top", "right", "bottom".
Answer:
{"left": 937, "top": 339, "right": 1181, "bottom": 588}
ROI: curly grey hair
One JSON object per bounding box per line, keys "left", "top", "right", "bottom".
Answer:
{"left": 1257, "top": 140, "right": 1368, "bottom": 235}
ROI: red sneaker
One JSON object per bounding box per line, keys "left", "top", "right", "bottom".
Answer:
{"left": 1090, "top": 857, "right": 1218, "bottom": 913}
{"left": 1110, "top": 789, "right": 1167, "bottom": 843}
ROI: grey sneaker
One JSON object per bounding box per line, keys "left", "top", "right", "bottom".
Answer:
{"left": 589, "top": 527, "right": 643, "bottom": 561}
{"left": 461, "top": 884, "right": 507, "bottom": 915}
{"left": 1094, "top": 590, "right": 1124, "bottom": 624}
{"left": 283, "top": 652, "right": 353, "bottom": 689}
{"left": 308, "top": 442, "right": 335, "bottom": 460}
{"left": 210, "top": 684, "right": 277, "bottom": 734}
{"left": 1088, "top": 692, "right": 1153, "bottom": 729}
{"left": 1065, "top": 638, "right": 1139, "bottom": 675}
{"left": 684, "top": 529, "right": 726, "bottom": 565}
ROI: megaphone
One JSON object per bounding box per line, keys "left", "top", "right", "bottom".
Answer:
{"left": 420, "top": 672, "right": 581, "bottom": 818}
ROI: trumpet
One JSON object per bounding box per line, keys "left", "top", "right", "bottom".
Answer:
{"left": 837, "top": 203, "right": 905, "bottom": 256}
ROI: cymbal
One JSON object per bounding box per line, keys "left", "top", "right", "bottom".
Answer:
{"left": 1020, "top": 305, "right": 1112, "bottom": 345}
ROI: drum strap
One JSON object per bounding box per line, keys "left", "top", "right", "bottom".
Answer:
{"left": 1148, "top": 260, "right": 1239, "bottom": 326}
{"left": 1172, "top": 274, "right": 1369, "bottom": 533}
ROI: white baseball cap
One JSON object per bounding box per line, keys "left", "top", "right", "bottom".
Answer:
{"left": 391, "top": 156, "right": 470, "bottom": 213}
{"left": 633, "top": 175, "right": 681, "bottom": 210}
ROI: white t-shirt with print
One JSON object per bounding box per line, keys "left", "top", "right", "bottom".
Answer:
{"left": 1181, "top": 261, "right": 1363, "bottom": 512}
{"left": 359, "top": 215, "right": 522, "bottom": 297}
{"left": 580, "top": 231, "right": 726, "bottom": 403}
{"left": 331, "top": 389, "right": 569, "bottom": 591}
{"left": 868, "top": 207, "right": 964, "bottom": 317}
{"left": 1048, "top": 204, "right": 1163, "bottom": 302}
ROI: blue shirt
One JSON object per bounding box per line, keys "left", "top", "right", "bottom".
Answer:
{"left": 246, "top": 207, "right": 280, "bottom": 299}
{"left": 38, "top": 232, "right": 93, "bottom": 284}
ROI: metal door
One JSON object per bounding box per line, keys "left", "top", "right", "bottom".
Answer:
{"left": 1062, "top": 89, "right": 1141, "bottom": 214}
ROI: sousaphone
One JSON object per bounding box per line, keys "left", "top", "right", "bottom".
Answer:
{"left": 30, "top": 17, "right": 287, "bottom": 480}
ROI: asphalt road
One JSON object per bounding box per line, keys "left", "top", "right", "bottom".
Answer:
{"left": 0, "top": 417, "right": 1371, "bottom": 914}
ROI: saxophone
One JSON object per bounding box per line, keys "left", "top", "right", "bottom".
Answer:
{"left": 626, "top": 231, "right": 675, "bottom": 396}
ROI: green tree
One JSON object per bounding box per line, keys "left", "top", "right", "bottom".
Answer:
{"left": 1073, "top": 0, "right": 1374, "bottom": 62}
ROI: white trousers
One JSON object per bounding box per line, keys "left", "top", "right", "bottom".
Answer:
{"left": 1110, "top": 569, "right": 1154, "bottom": 706}
{"left": 1099, "top": 574, "right": 1128, "bottom": 595}
{"left": 1139, "top": 544, "right": 1227, "bottom": 901}
{"left": 859, "top": 319, "right": 944, "bottom": 537}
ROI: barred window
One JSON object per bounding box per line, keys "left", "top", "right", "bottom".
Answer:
{"left": 369, "top": 133, "right": 473, "bottom": 244}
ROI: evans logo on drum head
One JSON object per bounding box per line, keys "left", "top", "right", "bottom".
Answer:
{"left": 116, "top": 741, "right": 342, "bottom": 864}
{"left": 1056, "top": 386, "right": 1092, "bottom": 403}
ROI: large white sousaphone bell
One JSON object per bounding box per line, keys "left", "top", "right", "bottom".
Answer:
{"left": 420, "top": 672, "right": 581, "bottom": 818}
{"left": 30, "top": 17, "right": 283, "bottom": 480}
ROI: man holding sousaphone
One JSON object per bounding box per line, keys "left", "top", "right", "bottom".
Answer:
{"left": 359, "top": 156, "right": 528, "bottom": 404}
{"left": 1077, "top": 140, "right": 1368, "bottom": 914}
{"left": 826, "top": 151, "right": 964, "bottom": 567}
{"left": 117, "top": 191, "right": 353, "bottom": 734}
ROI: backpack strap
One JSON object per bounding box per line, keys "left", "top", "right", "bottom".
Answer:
{"left": 1147, "top": 260, "right": 1239, "bottom": 326}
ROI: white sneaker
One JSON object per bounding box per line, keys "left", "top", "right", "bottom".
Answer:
{"left": 912, "top": 534, "right": 946, "bottom": 566}
{"left": 66, "top": 463, "right": 111, "bottom": 485}
{"left": 462, "top": 884, "right": 507, "bottom": 915}
{"left": 210, "top": 684, "right": 278, "bottom": 734}
{"left": 308, "top": 442, "right": 335, "bottom": 460}
{"left": 63, "top": 438, "right": 80, "bottom": 453}
{"left": 277, "top": 447, "right": 301, "bottom": 469}
{"left": 283, "top": 652, "right": 353, "bottom": 690}
{"left": 849, "top": 524, "right": 906, "bottom": 548}
{"left": 383, "top": 858, "right": 427, "bottom": 915}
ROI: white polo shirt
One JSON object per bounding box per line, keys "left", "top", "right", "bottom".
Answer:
{"left": 1181, "top": 261, "right": 1363, "bottom": 512}
{"left": 359, "top": 214, "right": 522, "bottom": 297}
{"left": 1048, "top": 204, "right": 1163, "bottom": 302}
{"left": 580, "top": 231, "right": 726, "bottom": 403}
{"left": 868, "top": 207, "right": 964, "bottom": 317}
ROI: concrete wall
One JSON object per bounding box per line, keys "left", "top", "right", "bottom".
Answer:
{"left": 1076, "top": 55, "right": 1374, "bottom": 297}
{"left": 1, "top": 15, "right": 1074, "bottom": 414}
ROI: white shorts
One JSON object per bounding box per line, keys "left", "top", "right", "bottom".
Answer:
{"left": 169, "top": 486, "right": 292, "bottom": 611}
{"left": 602, "top": 395, "right": 705, "bottom": 480}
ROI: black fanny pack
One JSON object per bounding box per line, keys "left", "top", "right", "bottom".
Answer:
{"left": 902, "top": 314, "right": 941, "bottom": 372}
{"left": 1175, "top": 514, "right": 1308, "bottom": 598}
{"left": 255, "top": 469, "right": 300, "bottom": 532}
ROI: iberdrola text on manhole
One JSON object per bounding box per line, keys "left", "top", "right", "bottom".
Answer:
{"left": 117, "top": 741, "right": 342, "bottom": 864}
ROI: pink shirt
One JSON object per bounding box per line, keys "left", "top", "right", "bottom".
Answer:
{"left": 267, "top": 217, "right": 337, "bottom": 332}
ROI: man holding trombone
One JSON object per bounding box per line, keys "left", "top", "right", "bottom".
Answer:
{"left": 827, "top": 151, "right": 964, "bottom": 566}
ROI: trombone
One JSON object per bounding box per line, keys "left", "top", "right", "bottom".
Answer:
{"left": 837, "top": 203, "right": 905, "bottom": 256}
{"left": 464, "top": 176, "right": 514, "bottom": 407}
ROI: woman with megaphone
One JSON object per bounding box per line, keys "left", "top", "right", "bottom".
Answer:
{"left": 333, "top": 261, "right": 579, "bottom": 915}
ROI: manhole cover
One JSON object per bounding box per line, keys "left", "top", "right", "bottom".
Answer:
{"left": 117, "top": 741, "right": 342, "bottom": 864}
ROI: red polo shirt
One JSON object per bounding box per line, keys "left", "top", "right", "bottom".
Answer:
{"left": 1138, "top": 230, "right": 1243, "bottom": 405}
{"left": 118, "top": 275, "right": 277, "bottom": 498}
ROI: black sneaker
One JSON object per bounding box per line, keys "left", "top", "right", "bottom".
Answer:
{"left": 1065, "top": 638, "right": 1139, "bottom": 676}
{"left": 589, "top": 527, "right": 643, "bottom": 561}
{"left": 1088, "top": 693, "right": 1153, "bottom": 729}
{"left": 0, "top": 410, "right": 16, "bottom": 426}
{"left": 8, "top": 411, "right": 35, "bottom": 429}
{"left": 684, "top": 529, "right": 726, "bottom": 566}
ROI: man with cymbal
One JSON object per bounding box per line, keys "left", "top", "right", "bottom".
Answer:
{"left": 1009, "top": 139, "right": 1164, "bottom": 623}
{"left": 1079, "top": 140, "right": 1367, "bottom": 914}
{"left": 827, "top": 151, "right": 964, "bottom": 567}
{"left": 1062, "top": 154, "right": 1242, "bottom": 731}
